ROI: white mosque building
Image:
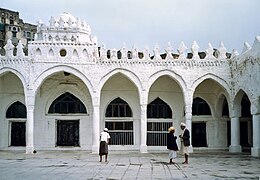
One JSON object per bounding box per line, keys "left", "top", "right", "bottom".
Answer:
{"left": 0, "top": 13, "right": 259, "bottom": 157}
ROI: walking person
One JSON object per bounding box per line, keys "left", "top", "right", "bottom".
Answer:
{"left": 179, "top": 122, "right": 190, "bottom": 164}
{"left": 99, "top": 128, "right": 110, "bottom": 162}
{"left": 167, "top": 126, "right": 178, "bottom": 164}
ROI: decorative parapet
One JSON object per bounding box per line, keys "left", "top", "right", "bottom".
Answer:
{"left": 97, "top": 58, "right": 228, "bottom": 68}
{"left": 1, "top": 38, "right": 232, "bottom": 67}
{"left": 231, "top": 36, "right": 260, "bottom": 68}
{"left": 0, "top": 39, "right": 29, "bottom": 64}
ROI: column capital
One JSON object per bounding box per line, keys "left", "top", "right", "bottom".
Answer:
{"left": 92, "top": 93, "right": 100, "bottom": 107}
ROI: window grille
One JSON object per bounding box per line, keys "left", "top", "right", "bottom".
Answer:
{"left": 147, "top": 122, "right": 172, "bottom": 146}
{"left": 147, "top": 98, "right": 172, "bottom": 146}
{"left": 105, "top": 121, "right": 133, "bottom": 145}
{"left": 48, "top": 92, "right": 87, "bottom": 114}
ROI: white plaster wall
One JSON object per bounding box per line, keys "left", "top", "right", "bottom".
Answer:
{"left": 148, "top": 75, "right": 185, "bottom": 135}
{"left": 34, "top": 72, "right": 93, "bottom": 150}
{"left": 0, "top": 73, "right": 25, "bottom": 148}
{"left": 100, "top": 74, "right": 140, "bottom": 150}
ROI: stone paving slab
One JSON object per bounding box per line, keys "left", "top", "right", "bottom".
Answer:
{"left": 0, "top": 150, "right": 259, "bottom": 179}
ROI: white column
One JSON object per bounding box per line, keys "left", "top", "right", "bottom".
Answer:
{"left": 185, "top": 105, "right": 193, "bottom": 153}
{"left": 92, "top": 103, "right": 100, "bottom": 153}
{"left": 140, "top": 104, "right": 147, "bottom": 153}
{"left": 229, "top": 117, "right": 242, "bottom": 152}
{"left": 251, "top": 114, "right": 260, "bottom": 157}
{"left": 184, "top": 89, "right": 193, "bottom": 152}
{"left": 25, "top": 93, "right": 35, "bottom": 154}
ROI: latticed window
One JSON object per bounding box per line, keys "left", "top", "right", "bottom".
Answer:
{"left": 48, "top": 92, "right": 87, "bottom": 114}
{"left": 147, "top": 97, "right": 172, "bottom": 118}
{"left": 192, "top": 97, "right": 211, "bottom": 115}
{"left": 105, "top": 121, "right": 133, "bottom": 145}
{"left": 105, "top": 98, "right": 133, "bottom": 145}
{"left": 147, "top": 98, "right": 172, "bottom": 146}
{"left": 6, "top": 101, "right": 26, "bottom": 118}
{"left": 105, "top": 97, "right": 132, "bottom": 117}
{"left": 147, "top": 122, "right": 172, "bottom": 146}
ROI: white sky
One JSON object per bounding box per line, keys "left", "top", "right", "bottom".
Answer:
{"left": 1, "top": 0, "right": 260, "bottom": 52}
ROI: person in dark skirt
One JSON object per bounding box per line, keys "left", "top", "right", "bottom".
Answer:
{"left": 167, "top": 126, "right": 178, "bottom": 164}
{"left": 99, "top": 128, "right": 110, "bottom": 162}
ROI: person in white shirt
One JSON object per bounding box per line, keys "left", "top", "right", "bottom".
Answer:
{"left": 99, "top": 128, "right": 110, "bottom": 162}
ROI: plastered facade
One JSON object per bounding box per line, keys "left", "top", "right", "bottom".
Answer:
{"left": 0, "top": 13, "right": 259, "bottom": 157}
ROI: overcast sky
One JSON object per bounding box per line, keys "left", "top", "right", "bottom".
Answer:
{"left": 1, "top": 0, "right": 260, "bottom": 52}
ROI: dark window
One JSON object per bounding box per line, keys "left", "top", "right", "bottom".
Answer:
{"left": 192, "top": 122, "right": 207, "bottom": 147}
{"left": 105, "top": 97, "right": 132, "bottom": 117}
{"left": 1, "top": 17, "right": 5, "bottom": 23}
{"left": 222, "top": 97, "right": 229, "bottom": 117}
{"left": 10, "top": 19, "right": 14, "bottom": 24}
{"left": 12, "top": 31, "right": 16, "bottom": 37}
{"left": 48, "top": 92, "right": 87, "bottom": 114}
{"left": 147, "top": 97, "right": 172, "bottom": 118}
{"left": 6, "top": 101, "right": 27, "bottom": 118}
{"left": 192, "top": 97, "right": 211, "bottom": 115}
{"left": 241, "top": 94, "right": 251, "bottom": 117}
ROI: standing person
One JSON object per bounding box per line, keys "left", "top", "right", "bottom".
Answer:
{"left": 167, "top": 126, "right": 178, "bottom": 164}
{"left": 179, "top": 122, "right": 190, "bottom": 164}
{"left": 99, "top": 128, "right": 110, "bottom": 162}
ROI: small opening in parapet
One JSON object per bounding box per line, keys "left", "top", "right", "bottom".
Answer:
{"left": 60, "top": 49, "right": 67, "bottom": 57}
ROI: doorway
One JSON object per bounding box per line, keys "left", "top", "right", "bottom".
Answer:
{"left": 192, "top": 122, "right": 207, "bottom": 147}
{"left": 56, "top": 120, "right": 79, "bottom": 146}
{"left": 11, "top": 122, "right": 26, "bottom": 146}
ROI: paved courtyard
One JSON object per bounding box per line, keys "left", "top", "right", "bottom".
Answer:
{"left": 0, "top": 150, "right": 259, "bottom": 179}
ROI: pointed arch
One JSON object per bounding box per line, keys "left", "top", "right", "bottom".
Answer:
{"left": 36, "top": 48, "right": 41, "bottom": 56}
{"left": 105, "top": 97, "right": 132, "bottom": 117}
{"left": 34, "top": 65, "right": 94, "bottom": 97}
{"left": 0, "top": 68, "right": 27, "bottom": 96}
{"left": 191, "top": 73, "right": 230, "bottom": 94}
{"left": 6, "top": 101, "right": 27, "bottom": 118}
{"left": 73, "top": 49, "right": 79, "bottom": 58}
{"left": 48, "top": 92, "right": 87, "bottom": 114}
{"left": 98, "top": 69, "right": 143, "bottom": 98}
{"left": 48, "top": 48, "right": 54, "bottom": 57}
{"left": 147, "top": 70, "right": 186, "bottom": 94}
{"left": 192, "top": 97, "right": 211, "bottom": 115}
{"left": 82, "top": 49, "right": 88, "bottom": 57}
{"left": 147, "top": 97, "right": 172, "bottom": 118}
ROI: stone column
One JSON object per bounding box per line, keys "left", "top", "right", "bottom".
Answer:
{"left": 251, "top": 114, "right": 260, "bottom": 157}
{"left": 140, "top": 104, "right": 147, "bottom": 153}
{"left": 229, "top": 116, "right": 242, "bottom": 152}
{"left": 184, "top": 89, "right": 193, "bottom": 153}
{"left": 25, "top": 94, "right": 35, "bottom": 154}
{"left": 92, "top": 97, "right": 100, "bottom": 153}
